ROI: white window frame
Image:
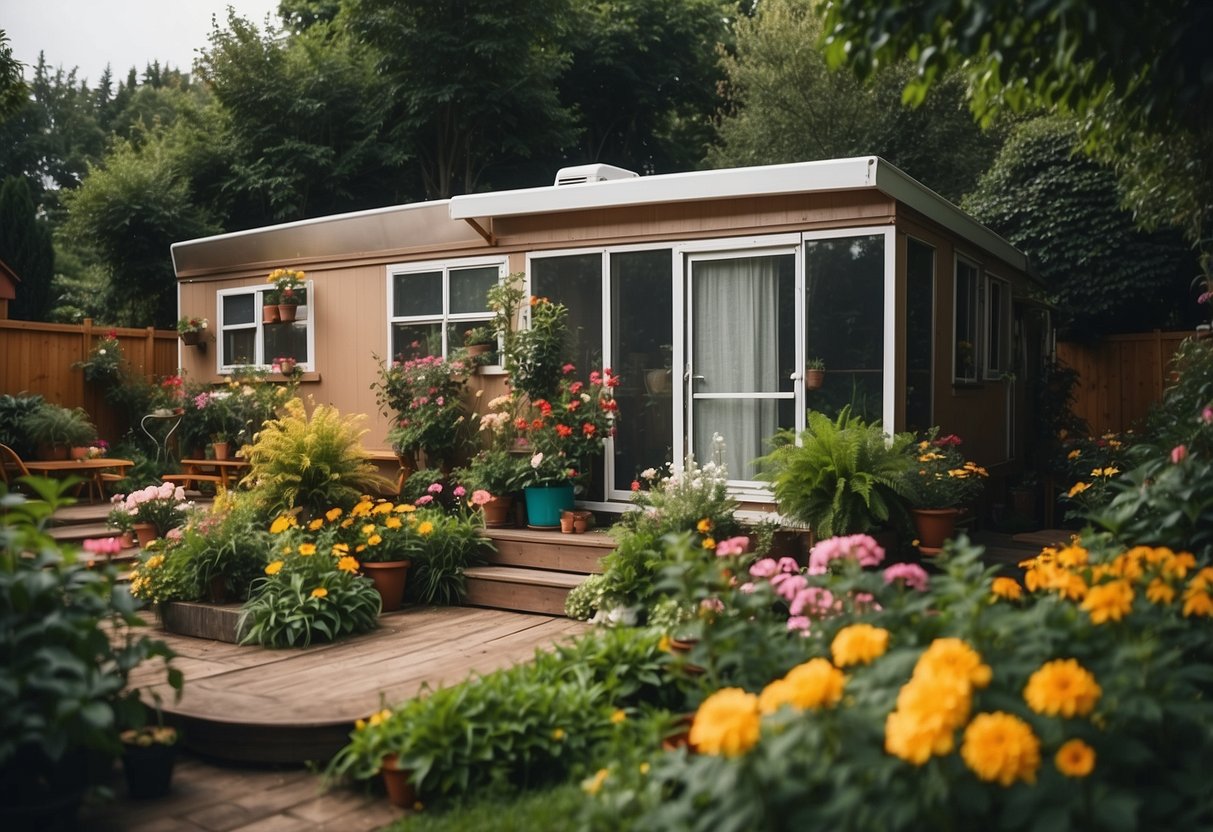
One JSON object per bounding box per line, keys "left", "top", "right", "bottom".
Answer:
{"left": 984, "top": 274, "right": 1012, "bottom": 380}
{"left": 953, "top": 255, "right": 982, "bottom": 384}
{"left": 216, "top": 281, "right": 315, "bottom": 374}
{"left": 385, "top": 256, "right": 507, "bottom": 363}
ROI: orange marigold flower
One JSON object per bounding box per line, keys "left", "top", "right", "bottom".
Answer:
{"left": 1080, "top": 579, "right": 1134, "bottom": 624}
{"left": 1055, "top": 739, "right": 1096, "bottom": 778}
{"left": 961, "top": 712, "right": 1040, "bottom": 786}
{"left": 351, "top": 500, "right": 374, "bottom": 517}
{"left": 689, "top": 688, "right": 761, "bottom": 757}
{"left": 1146, "top": 577, "right": 1176, "bottom": 605}
{"left": 269, "top": 516, "right": 291, "bottom": 534}
{"left": 307, "top": 518, "right": 324, "bottom": 531}
{"left": 337, "top": 556, "right": 359, "bottom": 573}
{"left": 831, "top": 624, "right": 890, "bottom": 667}
{"left": 697, "top": 518, "right": 713, "bottom": 533}
{"left": 298, "top": 543, "right": 317, "bottom": 556}
{"left": 310, "top": 587, "right": 328, "bottom": 599}
{"left": 991, "top": 577, "right": 1023, "bottom": 600}
{"left": 265, "top": 560, "right": 284, "bottom": 576}
{"left": 1056, "top": 545, "right": 1088, "bottom": 568}
{"left": 418, "top": 521, "right": 434, "bottom": 536}
{"left": 1182, "top": 587, "right": 1213, "bottom": 618}
{"left": 914, "top": 638, "right": 992, "bottom": 689}
{"left": 1023, "top": 659, "right": 1101, "bottom": 718}
{"left": 325, "top": 507, "right": 343, "bottom": 522}
{"left": 759, "top": 658, "right": 846, "bottom": 713}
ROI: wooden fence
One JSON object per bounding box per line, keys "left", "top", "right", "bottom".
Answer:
{"left": 0, "top": 318, "right": 179, "bottom": 443}
{"left": 1056, "top": 331, "right": 1197, "bottom": 435}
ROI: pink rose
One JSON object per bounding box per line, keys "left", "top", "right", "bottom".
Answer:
{"left": 470, "top": 489, "right": 492, "bottom": 506}
{"left": 882, "top": 562, "right": 930, "bottom": 592}
{"left": 1171, "top": 444, "right": 1188, "bottom": 464}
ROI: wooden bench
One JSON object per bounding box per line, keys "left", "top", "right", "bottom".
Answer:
{"left": 162, "top": 473, "right": 225, "bottom": 491}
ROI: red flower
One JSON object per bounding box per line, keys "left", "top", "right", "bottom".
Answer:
{"left": 535, "top": 399, "right": 553, "bottom": 416}
{"left": 569, "top": 382, "right": 584, "bottom": 395}
{"left": 567, "top": 399, "right": 581, "bottom": 412}
{"left": 602, "top": 398, "right": 618, "bottom": 411}
{"left": 556, "top": 424, "right": 573, "bottom": 438}
{"left": 589, "top": 371, "right": 602, "bottom": 385}
{"left": 514, "top": 417, "right": 529, "bottom": 431}
{"left": 582, "top": 423, "right": 596, "bottom": 437}
{"left": 532, "top": 418, "right": 545, "bottom": 430}
{"left": 562, "top": 363, "right": 576, "bottom": 374}
{"left": 631, "top": 480, "right": 641, "bottom": 491}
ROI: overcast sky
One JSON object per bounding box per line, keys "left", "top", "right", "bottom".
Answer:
{"left": 6, "top": 0, "right": 283, "bottom": 85}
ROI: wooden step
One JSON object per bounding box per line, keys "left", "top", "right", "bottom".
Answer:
{"left": 48, "top": 522, "right": 120, "bottom": 542}
{"left": 481, "top": 527, "right": 613, "bottom": 574}
{"left": 464, "top": 566, "right": 587, "bottom": 616}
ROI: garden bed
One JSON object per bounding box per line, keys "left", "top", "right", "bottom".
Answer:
{"left": 158, "top": 601, "right": 243, "bottom": 643}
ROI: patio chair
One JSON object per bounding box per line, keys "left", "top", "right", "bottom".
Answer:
{"left": 0, "top": 443, "right": 32, "bottom": 489}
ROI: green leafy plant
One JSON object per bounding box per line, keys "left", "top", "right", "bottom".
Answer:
{"left": 0, "top": 392, "right": 46, "bottom": 458}
{"left": 242, "top": 397, "right": 394, "bottom": 520}
{"left": 757, "top": 406, "right": 915, "bottom": 537}
{"left": 0, "top": 478, "right": 182, "bottom": 817}
{"left": 175, "top": 316, "right": 208, "bottom": 334}
{"left": 238, "top": 525, "right": 381, "bottom": 647}
{"left": 74, "top": 329, "right": 124, "bottom": 384}
{"left": 373, "top": 354, "right": 469, "bottom": 467}
{"left": 108, "top": 481, "right": 190, "bottom": 537}
{"left": 21, "top": 402, "right": 97, "bottom": 449}
{"left": 902, "top": 431, "right": 989, "bottom": 509}
{"left": 403, "top": 507, "right": 489, "bottom": 606}
{"left": 454, "top": 448, "right": 529, "bottom": 498}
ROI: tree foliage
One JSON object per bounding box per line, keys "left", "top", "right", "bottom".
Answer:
{"left": 710, "top": 0, "right": 1001, "bottom": 201}
{"left": 0, "top": 30, "right": 26, "bottom": 120}
{"left": 963, "top": 117, "right": 1198, "bottom": 340}
{"left": 0, "top": 175, "right": 55, "bottom": 321}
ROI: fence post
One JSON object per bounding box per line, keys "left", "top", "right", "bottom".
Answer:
{"left": 145, "top": 326, "right": 156, "bottom": 380}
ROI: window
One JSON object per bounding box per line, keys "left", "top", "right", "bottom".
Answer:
{"left": 905, "top": 238, "right": 935, "bottom": 432}
{"left": 985, "top": 276, "right": 1011, "bottom": 379}
{"left": 387, "top": 259, "right": 504, "bottom": 361}
{"left": 953, "top": 257, "right": 981, "bottom": 383}
{"left": 218, "top": 283, "right": 313, "bottom": 372}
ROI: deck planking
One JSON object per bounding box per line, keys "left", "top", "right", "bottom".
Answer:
{"left": 135, "top": 605, "right": 588, "bottom": 762}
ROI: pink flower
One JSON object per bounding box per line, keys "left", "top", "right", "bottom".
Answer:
{"left": 853, "top": 592, "right": 882, "bottom": 613}
{"left": 1171, "top": 444, "right": 1188, "bottom": 464}
{"left": 562, "top": 363, "right": 576, "bottom": 374}
{"left": 470, "top": 489, "right": 492, "bottom": 506}
{"left": 83, "top": 537, "right": 123, "bottom": 555}
{"left": 166, "top": 527, "right": 184, "bottom": 542}
{"left": 631, "top": 480, "right": 641, "bottom": 491}
{"left": 808, "top": 534, "right": 885, "bottom": 574}
{"left": 427, "top": 482, "right": 444, "bottom": 494}
{"left": 786, "top": 616, "right": 811, "bottom": 634}
{"left": 700, "top": 597, "right": 724, "bottom": 614}
{"left": 714, "top": 536, "right": 750, "bottom": 557}
{"left": 1203, "top": 406, "right": 1213, "bottom": 424}
{"left": 416, "top": 495, "right": 434, "bottom": 505}
{"left": 770, "top": 572, "right": 808, "bottom": 601}
{"left": 790, "top": 586, "right": 835, "bottom": 617}
{"left": 749, "top": 557, "right": 779, "bottom": 578}
{"left": 882, "top": 562, "right": 930, "bottom": 592}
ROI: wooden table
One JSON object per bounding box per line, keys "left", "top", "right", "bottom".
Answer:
{"left": 23, "top": 458, "right": 135, "bottom": 502}
{"left": 173, "top": 458, "right": 251, "bottom": 491}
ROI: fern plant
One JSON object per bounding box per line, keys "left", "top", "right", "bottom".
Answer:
{"left": 242, "top": 398, "right": 394, "bottom": 520}
{"left": 757, "top": 407, "right": 916, "bottom": 537}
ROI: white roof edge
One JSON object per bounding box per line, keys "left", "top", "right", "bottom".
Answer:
{"left": 871, "top": 160, "right": 1028, "bottom": 273}
{"left": 449, "top": 157, "right": 881, "bottom": 220}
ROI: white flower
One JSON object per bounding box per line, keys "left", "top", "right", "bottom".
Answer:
{"left": 580, "top": 393, "right": 591, "bottom": 403}
{"left": 98, "top": 349, "right": 107, "bottom": 355}
{"left": 640, "top": 467, "right": 657, "bottom": 480}
{"left": 530, "top": 452, "right": 544, "bottom": 469}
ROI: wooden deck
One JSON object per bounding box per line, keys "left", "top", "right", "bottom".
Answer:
{"left": 135, "top": 606, "right": 588, "bottom": 763}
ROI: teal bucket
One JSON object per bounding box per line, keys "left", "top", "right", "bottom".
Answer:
{"left": 523, "top": 484, "right": 575, "bottom": 528}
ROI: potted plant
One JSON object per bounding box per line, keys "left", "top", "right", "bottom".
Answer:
{"left": 109, "top": 482, "right": 191, "bottom": 545}
{"left": 373, "top": 354, "right": 469, "bottom": 471}
{"left": 270, "top": 268, "right": 306, "bottom": 322}
{"left": 805, "top": 357, "right": 826, "bottom": 390}
{"left": 462, "top": 325, "right": 497, "bottom": 361}
{"left": 119, "top": 723, "right": 179, "bottom": 799}
{"left": 211, "top": 431, "right": 231, "bottom": 460}
{"left": 262, "top": 288, "right": 280, "bottom": 323}
{"left": 21, "top": 403, "right": 97, "bottom": 460}
{"left": 354, "top": 503, "right": 416, "bottom": 612}
{"left": 758, "top": 406, "right": 916, "bottom": 540}
{"left": 176, "top": 316, "right": 208, "bottom": 346}
{"left": 0, "top": 478, "right": 181, "bottom": 828}
{"left": 454, "top": 448, "right": 529, "bottom": 527}
{"left": 901, "top": 431, "right": 988, "bottom": 553}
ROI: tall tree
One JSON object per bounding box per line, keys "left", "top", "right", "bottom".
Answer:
{"left": 0, "top": 175, "right": 55, "bottom": 321}
{"left": 964, "top": 117, "right": 1198, "bottom": 339}
{"left": 0, "top": 30, "right": 27, "bottom": 120}
{"left": 710, "top": 0, "right": 1001, "bottom": 202}
{"left": 345, "top": 0, "right": 576, "bottom": 198}
{"left": 554, "top": 0, "right": 732, "bottom": 176}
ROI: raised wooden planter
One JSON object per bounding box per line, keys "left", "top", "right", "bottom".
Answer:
{"left": 158, "top": 601, "right": 243, "bottom": 643}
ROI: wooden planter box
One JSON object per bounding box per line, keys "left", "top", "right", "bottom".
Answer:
{"left": 158, "top": 601, "right": 243, "bottom": 643}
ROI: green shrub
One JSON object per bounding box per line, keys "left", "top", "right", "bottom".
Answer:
{"left": 757, "top": 406, "right": 915, "bottom": 537}
{"left": 0, "top": 392, "right": 46, "bottom": 458}
{"left": 0, "top": 479, "right": 181, "bottom": 814}
{"left": 21, "top": 402, "right": 97, "bottom": 448}
{"left": 243, "top": 397, "right": 394, "bottom": 520}
{"left": 403, "top": 507, "right": 489, "bottom": 606}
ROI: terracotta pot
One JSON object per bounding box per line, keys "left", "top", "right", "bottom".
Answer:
{"left": 277, "top": 303, "right": 298, "bottom": 322}
{"left": 212, "top": 441, "right": 230, "bottom": 461}
{"left": 805, "top": 368, "right": 825, "bottom": 390}
{"left": 560, "top": 511, "right": 575, "bottom": 534}
{"left": 362, "top": 560, "right": 412, "bottom": 612}
{"left": 263, "top": 304, "right": 280, "bottom": 324}
{"left": 180, "top": 330, "right": 201, "bottom": 346}
{"left": 70, "top": 446, "right": 90, "bottom": 460}
{"left": 573, "top": 517, "right": 589, "bottom": 534}
{"left": 120, "top": 531, "right": 135, "bottom": 549}
{"left": 133, "top": 523, "right": 157, "bottom": 548}
{"left": 465, "top": 343, "right": 491, "bottom": 357}
{"left": 37, "top": 443, "right": 68, "bottom": 461}
{"left": 480, "top": 495, "right": 513, "bottom": 528}
{"left": 913, "top": 508, "right": 961, "bottom": 554}
{"left": 380, "top": 754, "right": 416, "bottom": 808}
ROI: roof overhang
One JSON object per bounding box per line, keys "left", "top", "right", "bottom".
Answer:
{"left": 449, "top": 156, "right": 1028, "bottom": 273}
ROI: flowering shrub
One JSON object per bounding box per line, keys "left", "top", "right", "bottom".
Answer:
{"left": 108, "top": 482, "right": 191, "bottom": 537}
{"left": 580, "top": 531, "right": 1213, "bottom": 831}
{"left": 514, "top": 365, "right": 619, "bottom": 488}
{"left": 75, "top": 329, "right": 123, "bottom": 383}
{"left": 903, "top": 432, "right": 989, "bottom": 509}
{"left": 1057, "top": 429, "right": 1132, "bottom": 514}
{"left": 269, "top": 267, "right": 306, "bottom": 305}
{"left": 374, "top": 354, "right": 468, "bottom": 466}
{"left": 176, "top": 316, "right": 208, "bottom": 334}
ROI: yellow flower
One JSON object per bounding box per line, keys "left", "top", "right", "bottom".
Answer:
{"left": 325, "top": 507, "right": 343, "bottom": 522}
{"left": 583, "top": 768, "right": 609, "bottom": 796}
{"left": 1182, "top": 587, "right": 1213, "bottom": 618}
{"left": 1162, "top": 551, "right": 1197, "bottom": 579}
{"left": 395, "top": 503, "right": 416, "bottom": 513}
{"left": 310, "top": 587, "right": 328, "bottom": 599}
{"left": 1146, "top": 577, "right": 1176, "bottom": 605}
{"left": 1091, "top": 467, "right": 1104, "bottom": 477}
{"left": 551, "top": 728, "right": 565, "bottom": 742}
{"left": 298, "top": 543, "right": 317, "bottom": 556}
{"left": 961, "top": 712, "right": 1040, "bottom": 786}
{"left": 1056, "top": 544, "right": 1089, "bottom": 568}
{"left": 145, "top": 554, "right": 165, "bottom": 570}
{"left": 361, "top": 523, "right": 376, "bottom": 536}
{"left": 351, "top": 500, "right": 374, "bottom": 517}
{"left": 269, "top": 516, "right": 291, "bottom": 534}
{"left": 689, "top": 688, "right": 761, "bottom": 757}
{"left": 373, "top": 501, "right": 394, "bottom": 515}
{"left": 265, "top": 560, "right": 284, "bottom": 575}
{"left": 915, "top": 638, "right": 992, "bottom": 689}
{"left": 991, "top": 577, "right": 1023, "bottom": 600}
{"left": 340, "top": 518, "right": 354, "bottom": 528}
{"left": 697, "top": 518, "right": 713, "bottom": 533}
{"left": 385, "top": 516, "right": 403, "bottom": 529}
{"left": 337, "top": 556, "right": 360, "bottom": 573}
{"left": 367, "top": 534, "right": 382, "bottom": 546}
{"left": 1080, "top": 579, "right": 1134, "bottom": 624}
{"left": 658, "top": 634, "right": 672, "bottom": 653}
{"left": 1067, "top": 481, "right": 1090, "bottom": 498}
{"left": 332, "top": 542, "right": 350, "bottom": 555}
{"left": 1067, "top": 449, "right": 1081, "bottom": 460}
{"left": 702, "top": 537, "right": 716, "bottom": 549}
{"left": 1023, "top": 659, "right": 1101, "bottom": 718}
{"left": 1055, "top": 739, "right": 1096, "bottom": 777}
{"left": 1102, "top": 465, "right": 1119, "bottom": 477}
{"left": 417, "top": 521, "right": 434, "bottom": 536}
{"left": 367, "top": 708, "right": 391, "bottom": 727}
{"left": 831, "top": 624, "right": 890, "bottom": 667}
{"left": 611, "top": 709, "right": 627, "bottom": 724}
{"left": 759, "top": 658, "right": 846, "bottom": 714}
{"left": 307, "top": 518, "right": 324, "bottom": 531}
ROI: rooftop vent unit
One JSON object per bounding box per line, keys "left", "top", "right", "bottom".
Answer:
{"left": 553, "top": 163, "right": 639, "bottom": 187}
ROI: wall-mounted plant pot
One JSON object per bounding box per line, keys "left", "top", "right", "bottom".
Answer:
{"left": 180, "top": 331, "right": 201, "bottom": 346}
{"left": 277, "top": 304, "right": 298, "bottom": 322}
{"left": 805, "top": 369, "right": 825, "bottom": 390}
{"left": 263, "top": 305, "right": 280, "bottom": 324}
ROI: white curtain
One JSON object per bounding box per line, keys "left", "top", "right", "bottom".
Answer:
{"left": 691, "top": 256, "right": 780, "bottom": 480}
